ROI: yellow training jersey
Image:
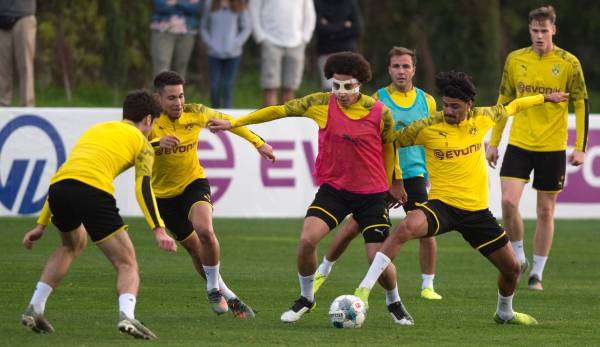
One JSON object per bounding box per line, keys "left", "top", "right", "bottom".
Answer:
{"left": 397, "top": 95, "right": 545, "bottom": 211}
{"left": 150, "top": 103, "right": 265, "bottom": 198}
{"left": 37, "top": 120, "right": 164, "bottom": 229}
{"left": 231, "top": 92, "right": 402, "bottom": 182}
{"left": 490, "top": 46, "right": 589, "bottom": 151}
{"left": 372, "top": 85, "right": 436, "bottom": 112}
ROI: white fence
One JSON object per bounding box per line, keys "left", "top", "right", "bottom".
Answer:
{"left": 1, "top": 108, "right": 599, "bottom": 219}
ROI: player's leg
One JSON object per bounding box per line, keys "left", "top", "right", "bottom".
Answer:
{"left": 528, "top": 149, "right": 565, "bottom": 290}
{"left": 500, "top": 179, "right": 527, "bottom": 267}
{"left": 281, "top": 216, "right": 331, "bottom": 323}
{"left": 487, "top": 244, "right": 537, "bottom": 325}
{"left": 180, "top": 232, "right": 255, "bottom": 318}
{"left": 313, "top": 216, "right": 361, "bottom": 294}
{"left": 405, "top": 177, "right": 441, "bottom": 299}
{"left": 355, "top": 203, "right": 433, "bottom": 307}
{"left": 97, "top": 230, "right": 157, "bottom": 339}
{"left": 281, "top": 184, "right": 346, "bottom": 323}
{"left": 457, "top": 207, "right": 536, "bottom": 325}
{"left": 363, "top": 241, "right": 413, "bottom": 325}
{"left": 528, "top": 191, "right": 558, "bottom": 290}
{"left": 22, "top": 225, "right": 87, "bottom": 334}
{"left": 188, "top": 202, "right": 229, "bottom": 313}
{"left": 499, "top": 145, "right": 534, "bottom": 272}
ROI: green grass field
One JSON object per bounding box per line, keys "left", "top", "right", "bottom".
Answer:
{"left": 0, "top": 218, "right": 598, "bottom": 346}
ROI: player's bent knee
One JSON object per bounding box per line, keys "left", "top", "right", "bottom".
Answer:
{"left": 536, "top": 206, "right": 555, "bottom": 221}
{"left": 298, "top": 236, "right": 317, "bottom": 252}
{"left": 501, "top": 196, "right": 519, "bottom": 211}
{"left": 195, "top": 228, "right": 216, "bottom": 244}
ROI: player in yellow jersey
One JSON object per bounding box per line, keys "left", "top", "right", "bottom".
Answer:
{"left": 312, "top": 48, "right": 442, "bottom": 314}
{"left": 208, "top": 52, "right": 408, "bottom": 323}
{"left": 350, "top": 71, "right": 567, "bottom": 326}
{"left": 485, "top": 6, "right": 589, "bottom": 291}
{"left": 20, "top": 90, "right": 177, "bottom": 339}
{"left": 150, "top": 71, "right": 275, "bottom": 318}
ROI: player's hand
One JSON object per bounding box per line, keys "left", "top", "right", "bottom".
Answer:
{"left": 207, "top": 119, "right": 232, "bottom": 133}
{"left": 153, "top": 227, "right": 177, "bottom": 252}
{"left": 23, "top": 224, "right": 45, "bottom": 250}
{"left": 386, "top": 179, "right": 407, "bottom": 209}
{"left": 486, "top": 145, "right": 499, "bottom": 169}
{"left": 257, "top": 143, "right": 276, "bottom": 163}
{"left": 568, "top": 149, "right": 585, "bottom": 166}
{"left": 544, "top": 92, "right": 569, "bottom": 103}
{"left": 160, "top": 135, "right": 180, "bottom": 150}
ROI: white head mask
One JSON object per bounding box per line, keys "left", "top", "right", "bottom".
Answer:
{"left": 331, "top": 78, "right": 360, "bottom": 95}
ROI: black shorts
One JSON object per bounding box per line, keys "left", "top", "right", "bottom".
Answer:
{"left": 403, "top": 176, "right": 428, "bottom": 212}
{"left": 306, "top": 184, "right": 390, "bottom": 243}
{"left": 48, "top": 179, "right": 126, "bottom": 243}
{"left": 416, "top": 199, "right": 508, "bottom": 256}
{"left": 156, "top": 178, "right": 212, "bottom": 241}
{"left": 500, "top": 144, "right": 566, "bottom": 192}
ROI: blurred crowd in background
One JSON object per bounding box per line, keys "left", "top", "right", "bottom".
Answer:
{"left": 0, "top": 0, "right": 598, "bottom": 109}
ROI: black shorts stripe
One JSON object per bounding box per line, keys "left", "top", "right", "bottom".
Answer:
{"left": 141, "top": 175, "right": 160, "bottom": 228}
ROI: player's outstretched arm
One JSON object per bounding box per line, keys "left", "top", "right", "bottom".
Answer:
{"left": 133, "top": 142, "right": 176, "bottom": 253}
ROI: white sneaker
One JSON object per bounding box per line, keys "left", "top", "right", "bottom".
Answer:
{"left": 280, "top": 296, "right": 315, "bottom": 323}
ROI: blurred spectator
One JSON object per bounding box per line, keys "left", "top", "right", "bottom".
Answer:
{"left": 314, "top": 0, "right": 362, "bottom": 90}
{"left": 150, "top": 0, "right": 203, "bottom": 79}
{"left": 201, "top": 0, "right": 251, "bottom": 109}
{"left": 0, "top": 0, "right": 36, "bottom": 106}
{"left": 249, "top": 0, "right": 315, "bottom": 106}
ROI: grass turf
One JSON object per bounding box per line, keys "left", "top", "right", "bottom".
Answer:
{"left": 0, "top": 217, "right": 598, "bottom": 346}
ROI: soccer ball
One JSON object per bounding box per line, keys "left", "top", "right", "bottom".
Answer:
{"left": 328, "top": 295, "right": 366, "bottom": 328}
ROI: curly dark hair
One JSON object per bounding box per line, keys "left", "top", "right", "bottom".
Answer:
{"left": 324, "top": 52, "right": 372, "bottom": 84}
{"left": 435, "top": 71, "right": 477, "bottom": 102}
{"left": 153, "top": 70, "right": 185, "bottom": 91}
{"left": 123, "top": 89, "right": 161, "bottom": 122}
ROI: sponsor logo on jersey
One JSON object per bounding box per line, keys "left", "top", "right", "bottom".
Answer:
{"left": 155, "top": 143, "right": 195, "bottom": 155}
{"left": 517, "top": 82, "right": 560, "bottom": 94}
{"left": 433, "top": 143, "right": 481, "bottom": 160}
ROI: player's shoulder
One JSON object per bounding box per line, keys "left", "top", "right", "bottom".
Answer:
{"left": 553, "top": 46, "right": 582, "bottom": 68}
{"left": 409, "top": 111, "right": 445, "bottom": 131}
{"left": 505, "top": 47, "right": 533, "bottom": 63}
{"left": 300, "top": 92, "right": 331, "bottom": 106}
{"left": 183, "top": 103, "right": 208, "bottom": 114}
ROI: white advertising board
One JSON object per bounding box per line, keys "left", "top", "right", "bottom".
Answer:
{"left": 1, "top": 108, "right": 599, "bottom": 219}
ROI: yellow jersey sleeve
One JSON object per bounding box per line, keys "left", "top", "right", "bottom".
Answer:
{"left": 36, "top": 199, "right": 51, "bottom": 226}
{"left": 196, "top": 105, "right": 265, "bottom": 148}
{"left": 425, "top": 93, "right": 437, "bottom": 114}
{"left": 232, "top": 93, "right": 330, "bottom": 128}
{"left": 489, "top": 94, "right": 513, "bottom": 147}
{"left": 380, "top": 105, "right": 401, "bottom": 181}
{"left": 480, "top": 94, "right": 544, "bottom": 123}
{"left": 134, "top": 140, "right": 164, "bottom": 230}
{"left": 566, "top": 56, "right": 589, "bottom": 151}
{"left": 394, "top": 113, "right": 444, "bottom": 147}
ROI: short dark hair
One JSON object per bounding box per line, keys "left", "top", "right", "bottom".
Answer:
{"left": 529, "top": 5, "right": 556, "bottom": 24}
{"left": 324, "top": 52, "right": 372, "bottom": 84}
{"left": 388, "top": 46, "right": 416, "bottom": 67}
{"left": 153, "top": 70, "right": 185, "bottom": 91}
{"left": 435, "top": 71, "right": 477, "bottom": 102}
{"left": 123, "top": 89, "right": 161, "bottom": 122}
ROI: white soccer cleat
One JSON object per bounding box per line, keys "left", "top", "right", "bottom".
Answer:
{"left": 280, "top": 296, "right": 315, "bottom": 323}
